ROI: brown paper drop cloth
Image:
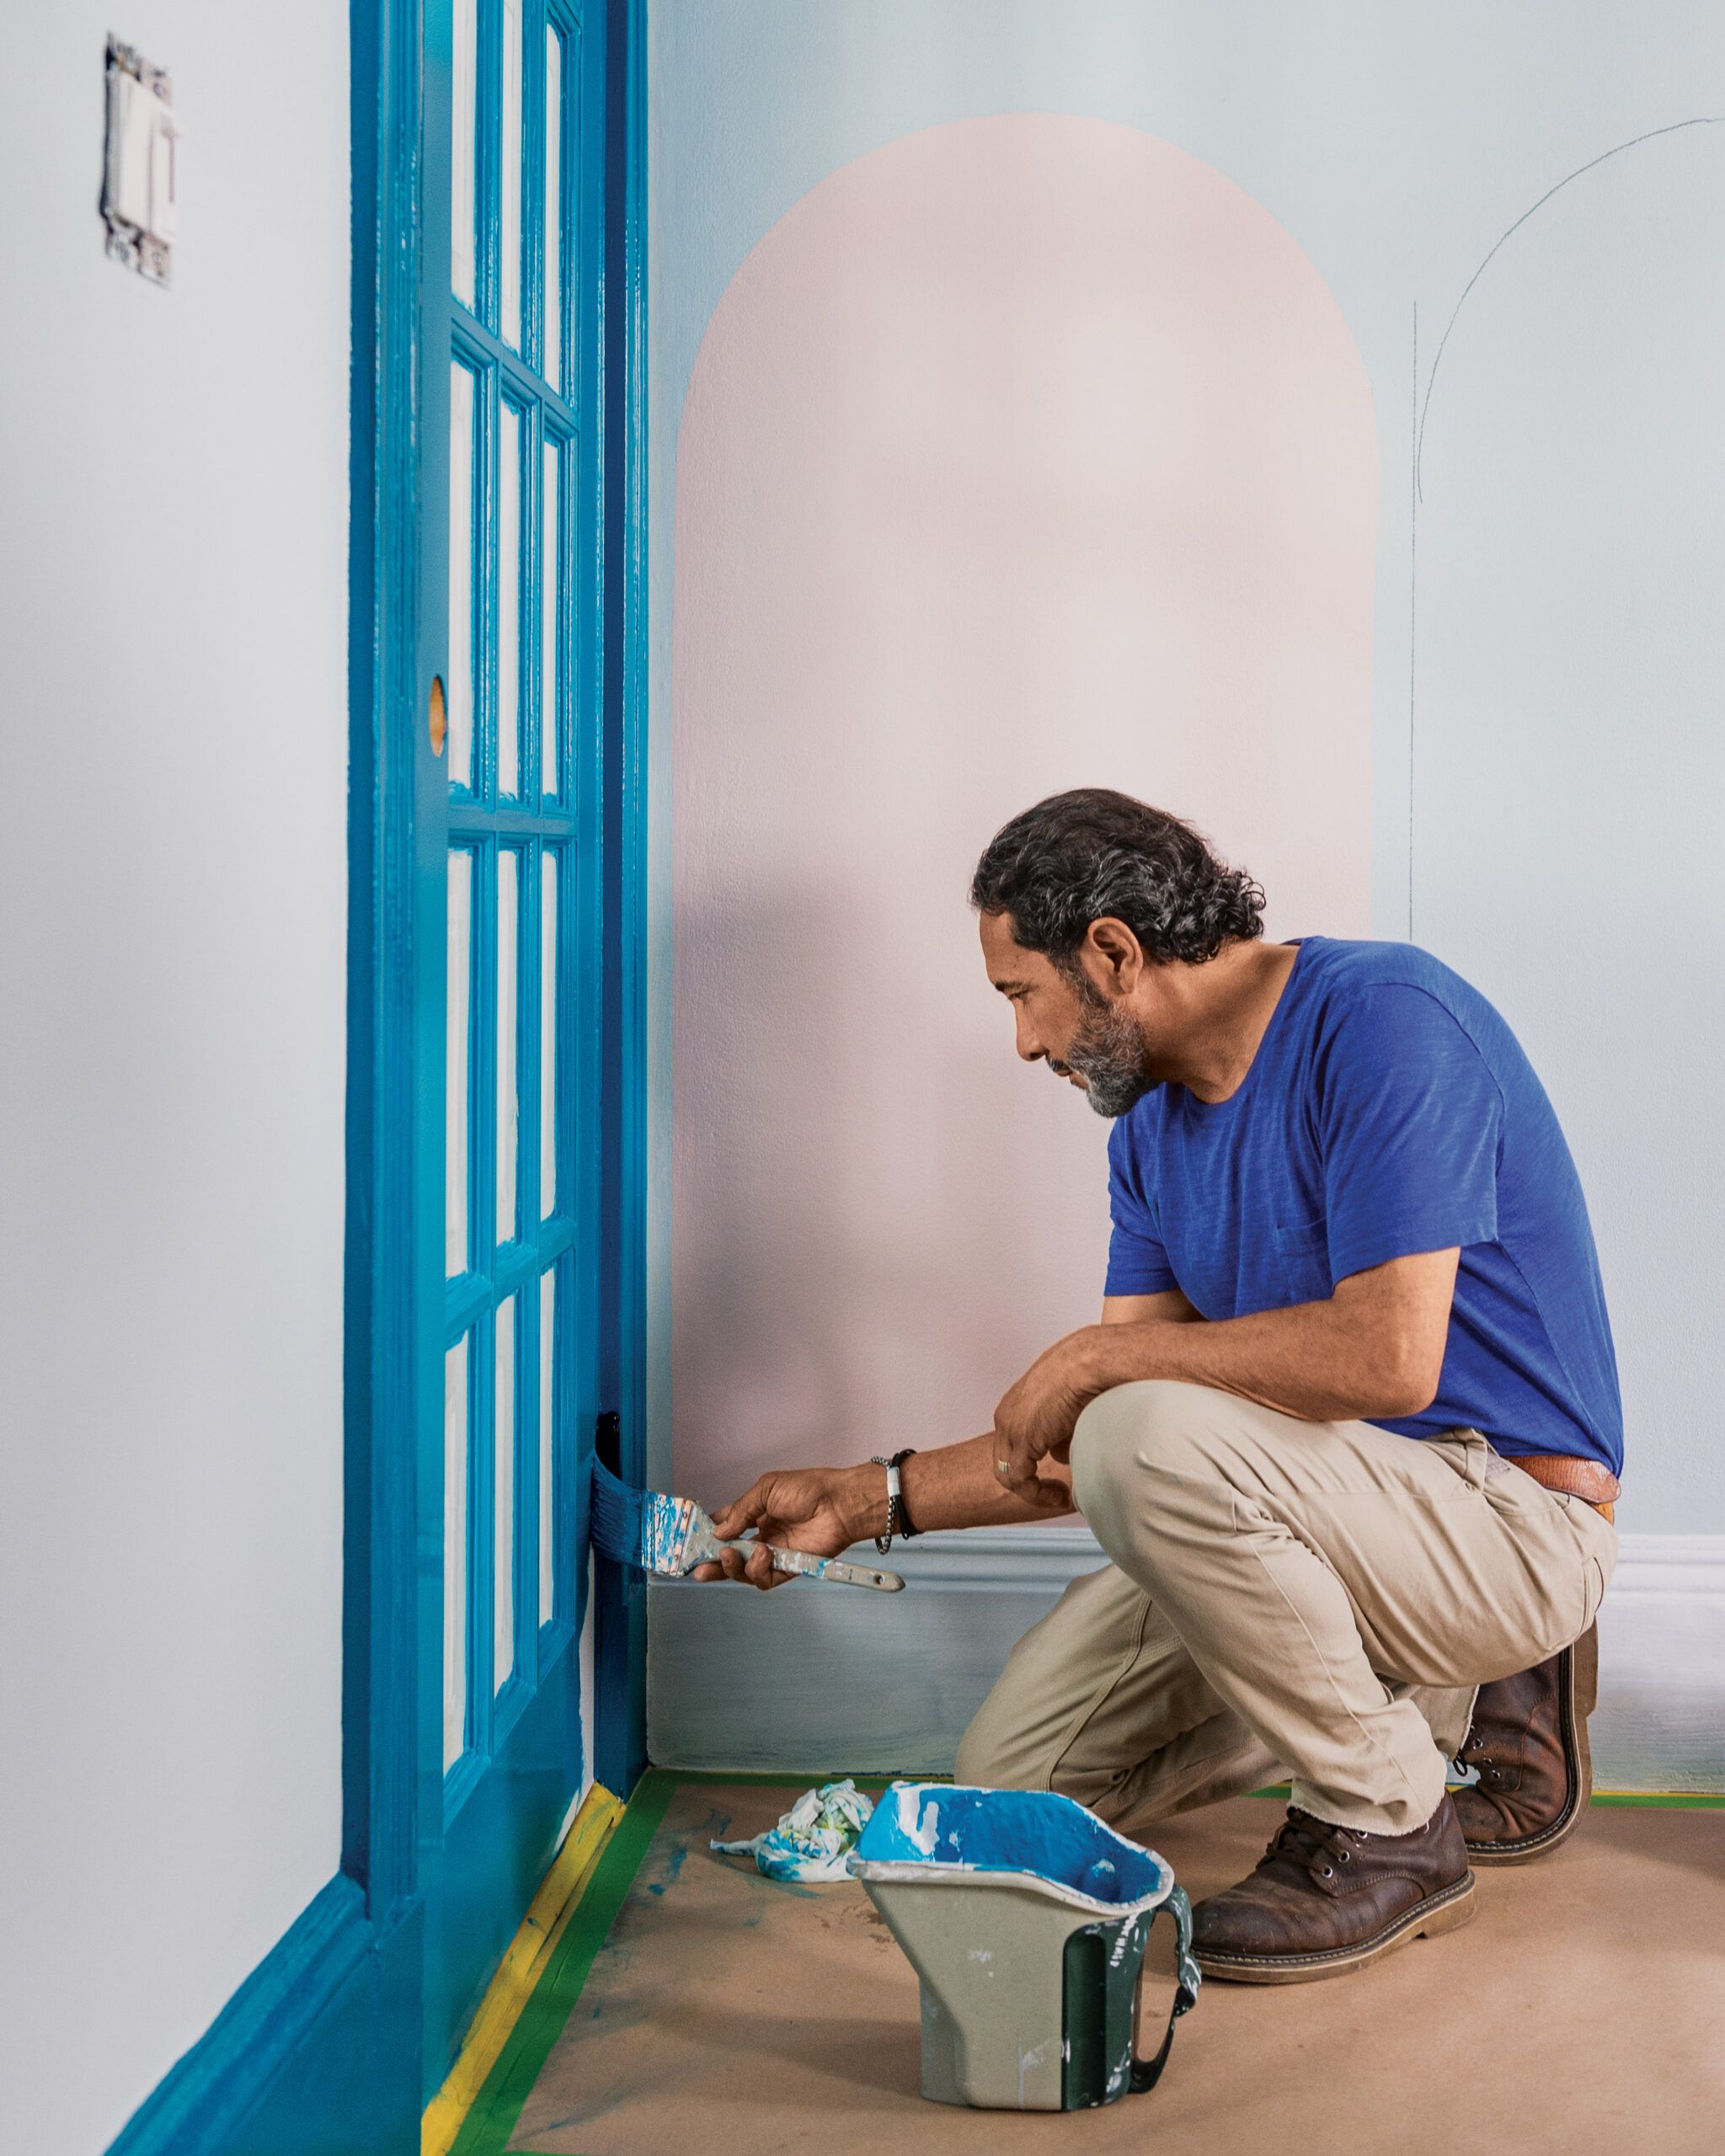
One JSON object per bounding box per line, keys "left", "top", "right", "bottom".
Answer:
{"left": 505, "top": 1779, "right": 1725, "bottom": 2156}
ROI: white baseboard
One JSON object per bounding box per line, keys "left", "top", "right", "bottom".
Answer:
{"left": 647, "top": 1527, "right": 1725, "bottom": 1793}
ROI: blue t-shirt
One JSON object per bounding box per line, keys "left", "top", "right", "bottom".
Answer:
{"left": 1103, "top": 937, "right": 1623, "bottom": 1470}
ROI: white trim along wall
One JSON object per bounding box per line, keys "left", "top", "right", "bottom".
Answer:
{"left": 649, "top": 1529, "right": 1725, "bottom": 1795}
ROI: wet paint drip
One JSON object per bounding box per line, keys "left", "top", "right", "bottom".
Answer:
{"left": 894, "top": 1783, "right": 942, "bottom": 1855}
{"left": 712, "top": 1780, "right": 874, "bottom": 1882}
{"left": 1017, "top": 2037, "right": 1060, "bottom": 2108}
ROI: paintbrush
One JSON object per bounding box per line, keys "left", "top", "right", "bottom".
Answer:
{"left": 590, "top": 1458, "right": 904, "bottom": 1591}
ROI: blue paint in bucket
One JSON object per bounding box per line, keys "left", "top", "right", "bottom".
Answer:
{"left": 853, "top": 1782, "right": 1168, "bottom": 1908}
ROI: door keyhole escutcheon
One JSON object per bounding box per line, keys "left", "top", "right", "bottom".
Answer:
{"left": 429, "top": 674, "right": 447, "bottom": 756}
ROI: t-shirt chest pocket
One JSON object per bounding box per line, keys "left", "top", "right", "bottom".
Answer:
{"left": 1267, "top": 1216, "right": 1333, "bottom": 1306}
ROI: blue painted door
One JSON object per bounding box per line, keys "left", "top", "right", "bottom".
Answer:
{"left": 419, "top": 0, "right": 609, "bottom": 2084}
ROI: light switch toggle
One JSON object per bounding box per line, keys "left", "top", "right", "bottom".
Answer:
{"left": 103, "top": 37, "right": 181, "bottom": 287}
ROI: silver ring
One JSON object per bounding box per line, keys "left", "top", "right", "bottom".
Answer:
{"left": 996, "top": 1459, "right": 1011, "bottom": 1474}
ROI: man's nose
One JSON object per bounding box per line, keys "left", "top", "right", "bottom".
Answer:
{"left": 1015, "top": 1016, "right": 1046, "bottom": 1064}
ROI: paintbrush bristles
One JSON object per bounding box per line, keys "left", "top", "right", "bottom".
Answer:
{"left": 590, "top": 1457, "right": 713, "bottom": 1576}
{"left": 587, "top": 1459, "right": 902, "bottom": 1589}
{"left": 589, "top": 1457, "right": 646, "bottom": 1563}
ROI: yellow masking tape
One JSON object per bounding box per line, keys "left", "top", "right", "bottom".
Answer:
{"left": 422, "top": 1782, "right": 626, "bottom": 2156}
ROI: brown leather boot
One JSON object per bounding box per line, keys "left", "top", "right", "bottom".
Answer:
{"left": 1452, "top": 1624, "right": 1597, "bottom": 1864}
{"left": 1191, "top": 1796, "right": 1476, "bottom": 1983}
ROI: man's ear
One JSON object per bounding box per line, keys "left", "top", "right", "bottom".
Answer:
{"left": 1081, "top": 917, "right": 1145, "bottom": 998}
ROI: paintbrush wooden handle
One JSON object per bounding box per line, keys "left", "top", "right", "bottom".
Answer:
{"left": 772, "top": 1545, "right": 905, "bottom": 1591}
{"left": 718, "top": 1539, "right": 903, "bottom": 1590}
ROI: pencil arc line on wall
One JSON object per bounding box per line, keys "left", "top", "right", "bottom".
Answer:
{"left": 1414, "top": 115, "right": 1725, "bottom": 501}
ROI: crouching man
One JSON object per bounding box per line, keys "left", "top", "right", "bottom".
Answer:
{"left": 695, "top": 789, "right": 1622, "bottom": 1983}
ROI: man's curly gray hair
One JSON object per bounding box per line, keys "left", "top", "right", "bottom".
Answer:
{"left": 969, "top": 788, "right": 1265, "bottom": 970}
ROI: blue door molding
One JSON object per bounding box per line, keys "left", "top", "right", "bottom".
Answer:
{"left": 345, "top": 0, "right": 430, "bottom": 1945}
{"left": 595, "top": 0, "right": 651, "bottom": 1801}
{"left": 420, "top": 0, "right": 632, "bottom": 2082}
{"left": 101, "top": 4, "right": 647, "bottom": 2152}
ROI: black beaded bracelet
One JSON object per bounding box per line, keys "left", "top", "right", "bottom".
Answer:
{"left": 870, "top": 1448, "right": 920, "bottom": 1554}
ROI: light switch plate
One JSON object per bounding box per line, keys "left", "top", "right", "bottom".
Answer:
{"left": 102, "top": 36, "right": 180, "bottom": 287}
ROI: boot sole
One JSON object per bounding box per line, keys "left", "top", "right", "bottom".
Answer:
{"left": 1194, "top": 1872, "right": 1477, "bottom": 1985}
{"left": 1463, "top": 1625, "right": 1596, "bottom": 1867}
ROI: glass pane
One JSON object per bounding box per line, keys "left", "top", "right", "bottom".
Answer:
{"left": 447, "top": 362, "right": 476, "bottom": 787}
{"left": 443, "top": 1336, "right": 469, "bottom": 1772}
{"left": 451, "top": 0, "right": 478, "bottom": 307}
{"left": 543, "top": 27, "right": 563, "bottom": 390}
{"left": 541, "top": 438, "right": 560, "bottom": 798}
{"left": 500, "top": 0, "right": 524, "bottom": 349}
{"left": 497, "top": 848, "right": 520, "bottom": 1244}
{"left": 495, "top": 1299, "right": 515, "bottom": 1690}
{"left": 498, "top": 402, "right": 522, "bottom": 798}
{"left": 446, "top": 850, "right": 473, "bottom": 1276}
{"left": 539, "top": 1267, "right": 555, "bottom": 1625}
{"left": 540, "top": 851, "right": 558, "bottom": 1218}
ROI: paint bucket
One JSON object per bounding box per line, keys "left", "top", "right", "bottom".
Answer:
{"left": 848, "top": 1782, "right": 1199, "bottom": 2112}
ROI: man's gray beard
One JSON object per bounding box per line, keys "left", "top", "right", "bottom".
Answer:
{"left": 1065, "top": 989, "right": 1156, "bottom": 1118}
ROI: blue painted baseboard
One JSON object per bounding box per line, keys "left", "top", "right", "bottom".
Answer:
{"left": 105, "top": 1876, "right": 421, "bottom": 2156}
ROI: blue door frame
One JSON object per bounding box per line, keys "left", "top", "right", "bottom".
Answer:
{"left": 417, "top": 0, "right": 646, "bottom": 2083}
{"left": 403, "top": 0, "right": 652, "bottom": 2103}
{"left": 103, "top": 4, "right": 646, "bottom": 2151}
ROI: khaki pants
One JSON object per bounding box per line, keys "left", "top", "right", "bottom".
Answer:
{"left": 954, "top": 1380, "right": 1617, "bottom": 1836}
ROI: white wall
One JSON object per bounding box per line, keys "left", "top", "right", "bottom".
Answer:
{"left": 1413, "top": 121, "right": 1725, "bottom": 1545}
{"left": 0, "top": 9, "right": 350, "bottom": 2151}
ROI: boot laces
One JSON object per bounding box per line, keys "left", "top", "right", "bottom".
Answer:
{"left": 1458, "top": 1718, "right": 1505, "bottom": 1783}
{"left": 1266, "top": 1806, "right": 1368, "bottom": 1877}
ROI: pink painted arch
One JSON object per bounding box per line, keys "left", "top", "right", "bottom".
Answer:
{"left": 670, "top": 115, "right": 1378, "bottom": 1495}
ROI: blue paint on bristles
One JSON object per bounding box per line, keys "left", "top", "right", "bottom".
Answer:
{"left": 587, "top": 1457, "right": 905, "bottom": 1591}
{"left": 590, "top": 1456, "right": 718, "bottom": 1577}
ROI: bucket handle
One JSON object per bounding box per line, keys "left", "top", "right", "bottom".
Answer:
{"left": 1128, "top": 1885, "right": 1201, "bottom": 2095}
